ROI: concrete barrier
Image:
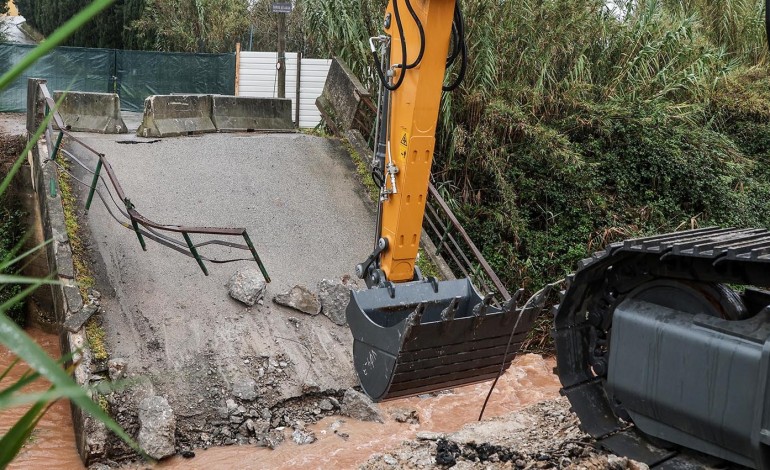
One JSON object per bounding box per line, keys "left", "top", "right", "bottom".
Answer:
{"left": 53, "top": 91, "right": 128, "bottom": 134}
{"left": 137, "top": 94, "right": 216, "bottom": 137}
{"left": 211, "top": 96, "right": 293, "bottom": 131}
{"left": 316, "top": 58, "right": 372, "bottom": 134}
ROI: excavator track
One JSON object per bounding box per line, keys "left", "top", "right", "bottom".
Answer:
{"left": 554, "top": 227, "right": 770, "bottom": 469}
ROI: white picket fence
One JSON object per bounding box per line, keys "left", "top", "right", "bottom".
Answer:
{"left": 238, "top": 51, "right": 331, "bottom": 129}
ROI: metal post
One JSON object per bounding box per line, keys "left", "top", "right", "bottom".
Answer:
{"left": 51, "top": 131, "right": 64, "bottom": 161}
{"left": 277, "top": 12, "right": 286, "bottom": 98}
{"left": 182, "top": 232, "right": 209, "bottom": 276}
{"left": 242, "top": 232, "right": 271, "bottom": 283}
{"left": 85, "top": 158, "right": 104, "bottom": 211}
{"left": 295, "top": 50, "right": 302, "bottom": 127}
{"left": 131, "top": 218, "right": 147, "bottom": 251}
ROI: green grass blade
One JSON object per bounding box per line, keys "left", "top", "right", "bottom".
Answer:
{"left": 0, "top": 398, "right": 49, "bottom": 467}
{"left": 0, "top": 0, "right": 116, "bottom": 90}
{"left": 0, "top": 370, "right": 42, "bottom": 405}
{"left": 0, "top": 310, "right": 143, "bottom": 455}
{"left": 0, "top": 275, "right": 60, "bottom": 287}
{"left": 0, "top": 236, "right": 47, "bottom": 273}
{"left": 0, "top": 357, "right": 21, "bottom": 383}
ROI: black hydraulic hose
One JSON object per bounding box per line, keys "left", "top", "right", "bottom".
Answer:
{"left": 447, "top": 22, "right": 460, "bottom": 67}
{"left": 373, "top": 0, "right": 409, "bottom": 91}
{"left": 403, "top": 0, "right": 425, "bottom": 69}
{"left": 443, "top": 2, "right": 467, "bottom": 92}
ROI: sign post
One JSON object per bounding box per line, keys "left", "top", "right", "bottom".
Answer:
{"left": 271, "top": 2, "right": 293, "bottom": 98}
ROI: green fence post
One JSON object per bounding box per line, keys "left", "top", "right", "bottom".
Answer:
{"left": 51, "top": 131, "right": 64, "bottom": 161}
{"left": 242, "top": 232, "right": 271, "bottom": 283}
{"left": 182, "top": 232, "right": 208, "bottom": 276}
{"left": 85, "top": 158, "right": 103, "bottom": 211}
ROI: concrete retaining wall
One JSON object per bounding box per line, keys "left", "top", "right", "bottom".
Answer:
{"left": 316, "top": 58, "right": 371, "bottom": 134}
{"left": 29, "top": 138, "right": 108, "bottom": 465}
{"left": 211, "top": 96, "right": 293, "bottom": 131}
{"left": 53, "top": 91, "right": 128, "bottom": 134}
{"left": 137, "top": 94, "right": 216, "bottom": 137}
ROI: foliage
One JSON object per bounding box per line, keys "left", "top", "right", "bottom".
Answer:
{"left": 132, "top": 0, "right": 249, "bottom": 52}
{"left": 1, "top": 0, "right": 141, "bottom": 464}
{"left": 14, "top": 0, "right": 145, "bottom": 49}
{"left": 295, "top": 0, "right": 770, "bottom": 350}
{"left": 0, "top": 135, "right": 27, "bottom": 326}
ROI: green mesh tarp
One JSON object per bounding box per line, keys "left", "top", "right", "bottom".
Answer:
{"left": 0, "top": 44, "right": 113, "bottom": 112}
{"left": 0, "top": 44, "right": 236, "bottom": 113}
{"left": 116, "top": 50, "right": 235, "bottom": 112}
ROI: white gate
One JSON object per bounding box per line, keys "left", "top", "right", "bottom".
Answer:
{"left": 238, "top": 51, "right": 331, "bottom": 129}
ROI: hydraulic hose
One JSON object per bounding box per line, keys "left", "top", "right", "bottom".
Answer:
{"left": 443, "top": 2, "right": 467, "bottom": 92}
{"left": 403, "top": 0, "right": 425, "bottom": 69}
{"left": 372, "top": 0, "right": 409, "bottom": 91}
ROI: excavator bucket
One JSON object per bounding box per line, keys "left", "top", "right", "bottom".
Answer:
{"left": 346, "top": 278, "right": 529, "bottom": 401}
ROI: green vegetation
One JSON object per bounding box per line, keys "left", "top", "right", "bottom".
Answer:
{"left": 299, "top": 0, "right": 770, "bottom": 350}
{"left": 14, "top": 0, "right": 145, "bottom": 49}
{"left": 57, "top": 154, "right": 96, "bottom": 299}
{"left": 0, "top": 135, "right": 26, "bottom": 326}
{"left": 1, "top": 1, "right": 140, "bottom": 464}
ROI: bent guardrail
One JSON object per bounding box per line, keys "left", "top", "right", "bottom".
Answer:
{"left": 27, "top": 78, "right": 270, "bottom": 281}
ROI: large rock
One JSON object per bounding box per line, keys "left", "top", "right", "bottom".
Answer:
{"left": 317, "top": 279, "right": 354, "bottom": 326}
{"left": 227, "top": 268, "right": 266, "bottom": 306}
{"left": 138, "top": 396, "right": 176, "bottom": 460}
{"left": 273, "top": 285, "right": 321, "bottom": 315}
{"left": 340, "top": 389, "right": 383, "bottom": 423}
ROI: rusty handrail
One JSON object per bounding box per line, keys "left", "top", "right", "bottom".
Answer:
{"left": 426, "top": 183, "right": 510, "bottom": 301}
{"left": 32, "top": 79, "right": 270, "bottom": 281}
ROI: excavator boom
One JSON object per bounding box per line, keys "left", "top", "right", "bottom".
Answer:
{"left": 347, "top": 0, "right": 531, "bottom": 401}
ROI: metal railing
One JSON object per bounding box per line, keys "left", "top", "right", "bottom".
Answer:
{"left": 28, "top": 78, "right": 270, "bottom": 281}
{"left": 424, "top": 183, "right": 510, "bottom": 303}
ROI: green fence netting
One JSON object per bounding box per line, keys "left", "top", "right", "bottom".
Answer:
{"left": 0, "top": 44, "right": 236, "bottom": 113}
{"left": 0, "top": 44, "right": 113, "bottom": 112}
{"left": 116, "top": 50, "right": 235, "bottom": 112}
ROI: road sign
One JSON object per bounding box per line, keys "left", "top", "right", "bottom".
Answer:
{"left": 271, "top": 2, "right": 292, "bottom": 14}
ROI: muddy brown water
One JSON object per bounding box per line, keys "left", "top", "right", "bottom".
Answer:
{"left": 0, "top": 328, "right": 84, "bottom": 470}
{"left": 1, "top": 329, "right": 559, "bottom": 470}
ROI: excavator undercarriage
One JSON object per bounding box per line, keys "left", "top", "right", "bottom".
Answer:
{"left": 555, "top": 227, "right": 770, "bottom": 469}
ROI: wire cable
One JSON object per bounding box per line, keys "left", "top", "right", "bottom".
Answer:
{"left": 478, "top": 280, "right": 564, "bottom": 421}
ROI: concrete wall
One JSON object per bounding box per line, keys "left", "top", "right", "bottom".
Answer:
{"left": 27, "top": 79, "right": 107, "bottom": 464}
{"left": 211, "top": 96, "right": 293, "bottom": 131}
{"left": 29, "top": 137, "right": 108, "bottom": 464}
{"left": 316, "top": 58, "right": 372, "bottom": 135}
{"left": 53, "top": 91, "right": 128, "bottom": 134}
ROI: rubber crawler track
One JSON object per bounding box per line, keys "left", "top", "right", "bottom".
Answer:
{"left": 554, "top": 227, "right": 770, "bottom": 469}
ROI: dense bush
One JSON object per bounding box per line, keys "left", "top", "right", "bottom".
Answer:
{"left": 0, "top": 135, "right": 27, "bottom": 326}
{"left": 301, "top": 0, "right": 770, "bottom": 350}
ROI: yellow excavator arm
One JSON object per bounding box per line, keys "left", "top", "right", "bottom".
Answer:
{"left": 347, "top": 0, "right": 521, "bottom": 402}
{"left": 377, "top": 0, "right": 456, "bottom": 282}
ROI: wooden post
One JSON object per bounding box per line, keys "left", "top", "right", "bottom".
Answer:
{"left": 295, "top": 51, "right": 302, "bottom": 128}
{"left": 235, "top": 42, "right": 241, "bottom": 96}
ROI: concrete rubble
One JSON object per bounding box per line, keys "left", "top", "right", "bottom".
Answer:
{"left": 226, "top": 267, "right": 267, "bottom": 306}
{"left": 273, "top": 285, "right": 321, "bottom": 315}
{"left": 107, "top": 358, "right": 127, "bottom": 381}
{"left": 137, "top": 396, "right": 176, "bottom": 460}
{"left": 340, "top": 389, "right": 384, "bottom": 423}
{"left": 318, "top": 278, "right": 355, "bottom": 326}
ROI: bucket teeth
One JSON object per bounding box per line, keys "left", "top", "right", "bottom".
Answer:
{"left": 472, "top": 293, "right": 495, "bottom": 317}
{"left": 402, "top": 302, "right": 427, "bottom": 340}
{"left": 440, "top": 296, "right": 461, "bottom": 323}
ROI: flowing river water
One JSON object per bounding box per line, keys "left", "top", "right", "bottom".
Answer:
{"left": 1, "top": 329, "right": 560, "bottom": 469}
